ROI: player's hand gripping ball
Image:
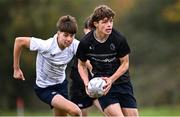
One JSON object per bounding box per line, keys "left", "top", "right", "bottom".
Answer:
{"left": 87, "top": 77, "right": 106, "bottom": 98}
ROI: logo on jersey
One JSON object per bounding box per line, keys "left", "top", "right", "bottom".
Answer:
{"left": 91, "top": 57, "right": 116, "bottom": 63}
{"left": 50, "top": 53, "right": 56, "bottom": 57}
{"left": 89, "top": 46, "right": 94, "bottom": 50}
{"left": 110, "top": 43, "right": 115, "bottom": 51}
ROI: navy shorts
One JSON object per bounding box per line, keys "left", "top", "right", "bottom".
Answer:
{"left": 98, "top": 81, "right": 137, "bottom": 111}
{"left": 34, "top": 79, "right": 68, "bottom": 108}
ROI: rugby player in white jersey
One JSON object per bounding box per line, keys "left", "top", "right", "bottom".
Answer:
{"left": 13, "top": 15, "right": 82, "bottom": 116}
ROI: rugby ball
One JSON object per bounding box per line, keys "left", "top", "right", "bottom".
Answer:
{"left": 87, "top": 77, "right": 106, "bottom": 98}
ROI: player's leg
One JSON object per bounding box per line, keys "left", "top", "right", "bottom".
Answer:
{"left": 93, "top": 99, "right": 104, "bottom": 114}
{"left": 120, "top": 93, "right": 139, "bottom": 116}
{"left": 98, "top": 94, "right": 124, "bottom": 116}
{"left": 71, "top": 95, "right": 94, "bottom": 116}
{"left": 103, "top": 103, "right": 124, "bottom": 116}
{"left": 81, "top": 108, "right": 88, "bottom": 116}
{"left": 70, "top": 96, "right": 89, "bottom": 116}
{"left": 122, "top": 108, "right": 139, "bottom": 117}
{"left": 118, "top": 82, "right": 139, "bottom": 116}
{"left": 51, "top": 94, "right": 82, "bottom": 116}
{"left": 70, "top": 78, "right": 93, "bottom": 116}
{"left": 53, "top": 107, "right": 67, "bottom": 116}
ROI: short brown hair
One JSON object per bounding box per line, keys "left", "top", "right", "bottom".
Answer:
{"left": 89, "top": 5, "right": 115, "bottom": 29}
{"left": 56, "top": 15, "right": 78, "bottom": 34}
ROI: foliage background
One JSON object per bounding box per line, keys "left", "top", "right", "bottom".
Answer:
{"left": 0, "top": 0, "right": 180, "bottom": 113}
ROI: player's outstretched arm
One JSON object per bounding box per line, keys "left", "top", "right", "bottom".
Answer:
{"left": 13, "top": 37, "right": 31, "bottom": 81}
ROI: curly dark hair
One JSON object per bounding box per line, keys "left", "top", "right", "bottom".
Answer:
{"left": 89, "top": 5, "right": 115, "bottom": 29}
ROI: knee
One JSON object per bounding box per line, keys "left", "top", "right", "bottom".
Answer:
{"left": 69, "top": 107, "right": 82, "bottom": 116}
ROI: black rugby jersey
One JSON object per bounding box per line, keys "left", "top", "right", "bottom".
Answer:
{"left": 70, "top": 57, "right": 92, "bottom": 86}
{"left": 76, "top": 29, "right": 131, "bottom": 84}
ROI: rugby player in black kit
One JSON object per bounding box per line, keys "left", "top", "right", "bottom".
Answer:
{"left": 76, "top": 5, "right": 139, "bottom": 117}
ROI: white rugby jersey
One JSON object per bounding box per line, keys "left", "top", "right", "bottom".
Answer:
{"left": 30, "top": 34, "right": 79, "bottom": 88}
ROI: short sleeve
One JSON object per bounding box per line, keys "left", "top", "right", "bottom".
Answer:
{"left": 30, "top": 37, "right": 52, "bottom": 52}
{"left": 76, "top": 41, "right": 88, "bottom": 62}
{"left": 72, "top": 39, "right": 80, "bottom": 55}
{"left": 117, "top": 36, "right": 131, "bottom": 58}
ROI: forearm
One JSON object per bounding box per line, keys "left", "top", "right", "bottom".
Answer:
{"left": 86, "top": 60, "right": 93, "bottom": 76}
{"left": 86, "top": 60, "right": 92, "bottom": 72}
{"left": 13, "top": 37, "right": 30, "bottom": 69}
{"left": 110, "top": 55, "right": 129, "bottom": 83}
{"left": 78, "top": 59, "right": 89, "bottom": 86}
{"left": 13, "top": 39, "right": 22, "bottom": 69}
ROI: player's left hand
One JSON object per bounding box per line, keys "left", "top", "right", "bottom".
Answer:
{"left": 102, "top": 77, "right": 112, "bottom": 95}
{"left": 85, "top": 84, "right": 90, "bottom": 96}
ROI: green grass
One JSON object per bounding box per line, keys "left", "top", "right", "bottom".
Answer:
{"left": 139, "top": 106, "right": 180, "bottom": 116}
{"left": 1, "top": 106, "right": 180, "bottom": 116}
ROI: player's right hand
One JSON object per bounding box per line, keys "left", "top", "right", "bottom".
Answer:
{"left": 13, "top": 68, "right": 25, "bottom": 81}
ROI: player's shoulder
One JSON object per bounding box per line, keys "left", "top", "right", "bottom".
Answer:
{"left": 31, "top": 35, "right": 53, "bottom": 42}
{"left": 80, "top": 30, "right": 94, "bottom": 43}
{"left": 73, "top": 38, "right": 80, "bottom": 43}
{"left": 30, "top": 35, "right": 55, "bottom": 52}
{"left": 67, "top": 38, "right": 80, "bottom": 53}
{"left": 111, "top": 28, "right": 126, "bottom": 40}
{"left": 71, "top": 38, "right": 80, "bottom": 46}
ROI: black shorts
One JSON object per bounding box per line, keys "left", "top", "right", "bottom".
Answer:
{"left": 71, "top": 95, "right": 95, "bottom": 109}
{"left": 34, "top": 79, "right": 68, "bottom": 108}
{"left": 98, "top": 81, "right": 138, "bottom": 111}
{"left": 70, "top": 80, "right": 95, "bottom": 109}
{"left": 70, "top": 67, "right": 95, "bottom": 109}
